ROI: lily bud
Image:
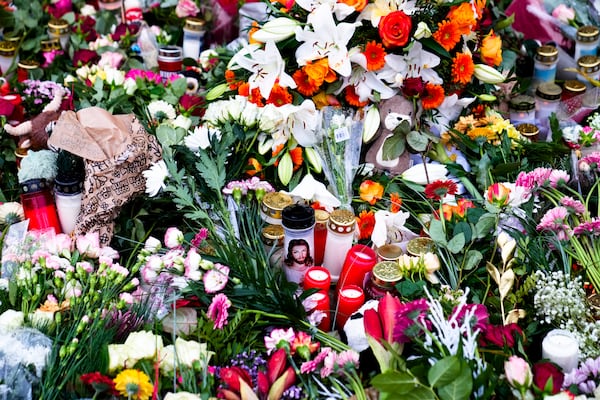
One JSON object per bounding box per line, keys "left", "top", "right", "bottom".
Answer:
{"left": 304, "top": 147, "right": 322, "bottom": 173}
{"left": 278, "top": 151, "right": 294, "bottom": 185}
{"left": 251, "top": 18, "right": 300, "bottom": 43}
{"left": 473, "top": 64, "right": 505, "bottom": 84}
{"left": 363, "top": 105, "right": 380, "bottom": 143}
{"left": 205, "top": 83, "right": 229, "bottom": 101}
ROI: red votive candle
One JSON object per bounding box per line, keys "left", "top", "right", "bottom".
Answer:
{"left": 20, "top": 180, "right": 62, "bottom": 234}
{"left": 311, "top": 291, "right": 331, "bottom": 332}
{"left": 336, "top": 285, "right": 365, "bottom": 330}
{"left": 303, "top": 266, "right": 331, "bottom": 293}
{"left": 337, "top": 244, "right": 377, "bottom": 293}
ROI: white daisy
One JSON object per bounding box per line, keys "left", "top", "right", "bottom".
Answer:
{"left": 142, "top": 160, "right": 170, "bottom": 197}
{"left": 147, "top": 100, "right": 176, "bottom": 122}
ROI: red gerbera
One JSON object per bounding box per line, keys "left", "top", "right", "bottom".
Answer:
{"left": 364, "top": 41, "right": 387, "bottom": 71}
{"left": 356, "top": 209, "right": 376, "bottom": 240}
{"left": 80, "top": 372, "right": 119, "bottom": 396}
{"left": 424, "top": 179, "right": 459, "bottom": 200}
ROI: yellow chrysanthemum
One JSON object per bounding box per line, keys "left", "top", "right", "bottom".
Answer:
{"left": 113, "top": 369, "right": 154, "bottom": 400}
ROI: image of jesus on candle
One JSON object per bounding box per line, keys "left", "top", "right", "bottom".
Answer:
{"left": 284, "top": 239, "right": 314, "bottom": 284}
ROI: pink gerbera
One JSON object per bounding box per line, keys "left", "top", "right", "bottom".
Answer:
{"left": 536, "top": 206, "right": 569, "bottom": 232}
{"left": 560, "top": 196, "right": 586, "bottom": 215}
{"left": 548, "top": 170, "right": 570, "bottom": 188}
{"left": 393, "top": 298, "right": 430, "bottom": 343}
{"left": 207, "top": 293, "right": 232, "bottom": 329}
{"left": 573, "top": 217, "right": 600, "bottom": 236}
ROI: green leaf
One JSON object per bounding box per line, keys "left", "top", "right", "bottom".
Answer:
{"left": 382, "top": 133, "right": 406, "bottom": 161}
{"left": 447, "top": 232, "right": 465, "bottom": 254}
{"left": 407, "top": 131, "right": 429, "bottom": 152}
{"left": 475, "top": 153, "right": 492, "bottom": 189}
{"left": 196, "top": 150, "right": 226, "bottom": 192}
{"left": 428, "top": 356, "right": 461, "bottom": 388}
{"left": 427, "top": 219, "right": 447, "bottom": 245}
{"left": 453, "top": 222, "right": 472, "bottom": 243}
{"left": 381, "top": 387, "right": 436, "bottom": 400}
{"left": 371, "top": 371, "right": 420, "bottom": 394}
{"left": 475, "top": 215, "right": 496, "bottom": 238}
{"left": 464, "top": 250, "right": 483, "bottom": 271}
{"left": 437, "top": 361, "right": 472, "bottom": 400}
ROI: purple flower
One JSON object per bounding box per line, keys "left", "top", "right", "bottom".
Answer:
{"left": 207, "top": 293, "right": 231, "bottom": 329}
{"left": 573, "top": 218, "right": 600, "bottom": 236}
{"left": 452, "top": 303, "right": 489, "bottom": 332}
{"left": 393, "top": 298, "right": 430, "bottom": 343}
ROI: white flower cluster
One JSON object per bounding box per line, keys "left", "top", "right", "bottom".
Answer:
{"left": 533, "top": 270, "right": 600, "bottom": 358}
{"left": 533, "top": 270, "right": 588, "bottom": 325}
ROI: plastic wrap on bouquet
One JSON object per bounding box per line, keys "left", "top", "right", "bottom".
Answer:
{"left": 313, "top": 107, "right": 363, "bottom": 209}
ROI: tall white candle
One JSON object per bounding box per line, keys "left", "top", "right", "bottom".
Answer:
{"left": 541, "top": 329, "right": 579, "bottom": 372}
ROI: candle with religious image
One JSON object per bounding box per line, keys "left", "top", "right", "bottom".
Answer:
{"left": 282, "top": 204, "right": 315, "bottom": 285}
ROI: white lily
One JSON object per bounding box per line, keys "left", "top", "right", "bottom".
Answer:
{"left": 286, "top": 174, "right": 341, "bottom": 208}
{"left": 295, "top": 0, "right": 356, "bottom": 20}
{"left": 229, "top": 41, "right": 296, "bottom": 99}
{"left": 339, "top": 62, "right": 397, "bottom": 103}
{"left": 401, "top": 163, "right": 448, "bottom": 185}
{"left": 378, "top": 41, "right": 442, "bottom": 87}
{"left": 473, "top": 64, "right": 505, "bottom": 84}
{"left": 284, "top": 99, "right": 321, "bottom": 147}
{"left": 363, "top": 105, "right": 380, "bottom": 143}
{"left": 251, "top": 17, "right": 300, "bottom": 43}
{"left": 295, "top": 4, "right": 357, "bottom": 77}
{"left": 359, "top": 0, "right": 417, "bottom": 27}
{"left": 371, "top": 210, "right": 417, "bottom": 248}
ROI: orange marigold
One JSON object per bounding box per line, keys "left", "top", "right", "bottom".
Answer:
{"left": 364, "top": 41, "right": 387, "bottom": 71}
{"left": 447, "top": 2, "right": 476, "bottom": 36}
{"left": 433, "top": 20, "right": 461, "bottom": 51}
{"left": 293, "top": 69, "right": 320, "bottom": 96}
{"left": 451, "top": 52, "right": 475, "bottom": 85}
{"left": 421, "top": 83, "right": 445, "bottom": 109}
{"left": 356, "top": 209, "right": 376, "bottom": 241}
{"left": 267, "top": 83, "right": 293, "bottom": 106}
{"left": 345, "top": 86, "right": 368, "bottom": 107}
{"left": 289, "top": 146, "right": 303, "bottom": 171}
{"left": 390, "top": 192, "right": 402, "bottom": 213}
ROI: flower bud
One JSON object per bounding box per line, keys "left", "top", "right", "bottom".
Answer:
{"left": 304, "top": 147, "right": 322, "bottom": 174}
{"left": 504, "top": 356, "right": 532, "bottom": 389}
{"left": 363, "top": 105, "right": 380, "bottom": 143}
{"left": 278, "top": 151, "right": 294, "bottom": 185}
{"left": 473, "top": 64, "right": 505, "bottom": 84}
{"left": 251, "top": 18, "right": 300, "bottom": 43}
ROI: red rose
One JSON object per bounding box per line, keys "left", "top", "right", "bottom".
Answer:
{"left": 533, "top": 362, "right": 564, "bottom": 394}
{"left": 72, "top": 49, "right": 100, "bottom": 67}
{"left": 479, "top": 323, "right": 524, "bottom": 348}
{"left": 402, "top": 77, "right": 425, "bottom": 98}
{"left": 378, "top": 10, "right": 412, "bottom": 48}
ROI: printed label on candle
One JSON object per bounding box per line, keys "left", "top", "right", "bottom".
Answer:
{"left": 341, "top": 288, "right": 363, "bottom": 298}
{"left": 309, "top": 269, "right": 329, "bottom": 281}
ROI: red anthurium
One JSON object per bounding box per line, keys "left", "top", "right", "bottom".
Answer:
{"left": 380, "top": 292, "right": 402, "bottom": 343}
{"left": 364, "top": 308, "right": 383, "bottom": 342}
{"left": 220, "top": 366, "right": 252, "bottom": 393}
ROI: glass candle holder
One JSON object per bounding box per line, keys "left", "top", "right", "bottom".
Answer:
{"left": 40, "top": 38, "right": 62, "bottom": 68}
{"left": 47, "top": 18, "right": 70, "bottom": 50}
{"left": 182, "top": 17, "right": 206, "bottom": 61}
{"left": 261, "top": 224, "right": 284, "bottom": 268}
{"left": 533, "top": 45, "right": 558, "bottom": 87}
{"left": 337, "top": 244, "right": 377, "bottom": 292}
{"left": 562, "top": 80, "right": 587, "bottom": 107}
{"left": 17, "top": 60, "right": 41, "bottom": 82}
{"left": 336, "top": 285, "right": 365, "bottom": 330}
{"left": 535, "top": 82, "right": 562, "bottom": 140}
{"left": 20, "top": 179, "right": 62, "bottom": 234}
{"left": 0, "top": 40, "right": 18, "bottom": 77}
{"left": 303, "top": 266, "right": 331, "bottom": 293}
{"left": 313, "top": 209, "right": 329, "bottom": 266}
{"left": 260, "top": 191, "right": 293, "bottom": 225}
{"left": 322, "top": 209, "right": 356, "bottom": 282}
{"left": 541, "top": 329, "right": 579, "bottom": 372}
{"left": 509, "top": 94, "right": 536, "bottom": 126}
{"left": 157, "top": 45, "right": 183, "bottom": 82}
{"left": 575, "top": 25, "right": 599, "bottom": 61}
{"left": 54, "top": 179, "right": 83, "bottom": 235}
{"left": 282, "top": 204, "right": 315, "bottom": 285}
{"left": 364, "top": 261, "right": 402, "bottom": 301}
{"left": 516, "top": 123, "right": 540, "bottom": 142}
{"left": 577, "top": 55, "right": 600, "bottom": 87}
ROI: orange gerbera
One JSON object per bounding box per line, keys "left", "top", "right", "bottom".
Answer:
{"left": 248, "top": 86, "right": 264, "bottom": 106}
{"left": 356, "top": 209, "right": 376, "bottom": 240}
{"left": 451, "top": 52, "right": 475, "bottom": 85}
{"left": 359, "top": 180, "right": 384, "bottom": 205}
{"left": 248, "top": 21, "right": 261, "bottom": 44}
{"left": 433, "top": 20, "right": 461, "bottom": 51}
{"left": 421, "top": 83, "right": 445, "bottom": 110}
{"left": 272, "top": 143, "right": 284, "bottom": 159}
{"left": 390, "top": 192, "right": 402, "bottom": 213}
{"left": 238, "top": 82, "right": 249, "bottom": 96}
{"left": 345, "top": 86, "right": 368, "bottom": 107}
{"left": 293, "top": 69, "right": 320, "bottom": 96}
{"left": 447, "top": 2, "right": 476, "bottom": 35}
{"left": 339, "top": 0, "right": 367, "bottom": 12}
{"left": 267, "top": 83, "right": 293, "bottom": 106}
{"left": 364, "top": 41, "right": 387, "bottom": 71}
{"left": 305, "top": 58, "right": 336, "bottom": 87}
{"left": 289, "top": 146, "right": 303, "bottom": 171}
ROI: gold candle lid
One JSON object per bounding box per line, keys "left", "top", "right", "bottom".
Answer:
{"left": 328, "top": 209, "right": 356, "bottom": 234}
{"left": 184, "top": 17, "right": 206, "bottom": 31}
{"left": 578, "top": 55, "right": 600, "bottom": 71}
{"left": 564, "top": 79, "right": 587, "bottom": 93}
{"left": 40, "top": 38, "right": 62, "bottom": 52}
{"left": 535, "top": 82, "right": 562, "bottom": 101}
{"left": 406, "top": 237, "right": 436, "bottom": 257}
{"left": 261, "top": 191, "right": 293, "bottom": 220}
{"left": 18, "top": 59, "right": 40, "bottom": 70}
{"left": 372, "top": 261, "right": 402, "bottom": 287}
{"left": 261, "top": 224, "right": 284, "bottom": 246}
{"left": 314, "top": 209, "right": 330, "bottom": 224}
{"left": 535, "top": 45, "right": 558, "bottom": 63}
{"left": 509, "top": 94, "right": 535, "bottom": 111}
{"left": 0, "top": 41, "right": 17, "bottom": 57}
{"left": 516, "top": 123, "right": 539, "bottom": 138}
{"left": 48, "top": 18, "right": 70, "bottom": 35}
{"left": 577, "top": 25, "right": 600, "bottom": 42}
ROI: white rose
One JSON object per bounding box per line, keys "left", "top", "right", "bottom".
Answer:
{"left": 159, "top": 345, "right": 177, "bottom": 374}
{"left": 175, "top": 338, "right": 212, "bottom": 368}
{"left": 29, "top": 309, "right": 55, "bottom": 330}
{"left": 161, "top": 307, "right": 197, "bottom": 336}
{"left": 173, "top": 115, "right": 192, "bottom": 130}
{"left": 0, "top": 310, "right": 24, "bottom": 332}
{"left": 240, "top": 101, "right": 259, "bottom": 126}
{"left": 124, "top": 77, "right": 138, "bottom": 95}
{"left": 108, "top": 344, "right": 129, "bottom": 372}
{"left": 164, "top": 392, "right": 201, "bottom": 400}
{"left": 258, "top": 104, "right": 284, "bottom": 133}
{"left": 124, "top": 330, "right": 164, "bottom": 363}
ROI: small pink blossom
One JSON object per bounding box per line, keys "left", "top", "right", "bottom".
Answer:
{"left": 264, "top": 327, "right": 295, "bottom": 354}
{"left": 76, "top": 232, "right": 101, "bottom": 258}
{"left": 552, "top": 4, "right": 575, "bottom": 23}
{"left": 536, "top": 206, "right": 569, "bottom": 232}
{"left": 300, "top": 346, "right": 332, "bottom": 374}
{"left": 573, "top": 218, "right": 600, "bottom": 236}
{"left": 321, "top": 349, "right": 337, "bottom": 378}
{"left": 191, "top": 228, "right": 209, "bottom": 248}
{"left": 203, "top": 263, "right": 230, "bottom": 293}
{"left": 560, "top": 196, "right": 586, "bottom": 215}
{"left": 164, "top": 227, "right": 184, "bottom": 249}
{"left": 77, "top": 261, "right": 94, "bottom": 273}
{"left": 184, "top": 248, "right": 203, "bottom": 281}
{"left": 336, "top": 350, "right": 359, "bottom": 369}
{"left": 207, "top": 293, "right": 231, "bottom": 329}
{"left": 505, "top": 356, "right": 533, "bottom": 389}
{"left": 175, "top": 0, "right": 200, "bottom": 18}
{"left": 144, "top": 236, "right": 162, "bottom": 253}
{"left": 47, "top": 233, "right": 73, "bottom": 256}
{"left": 98, "top": 51, "right": 124, "bottom": 68}
{"left": 119, "top": 292, "right": 134, "bottom": 304}
{"left": 141, "top": 265, "right": 159, "bottom": 284}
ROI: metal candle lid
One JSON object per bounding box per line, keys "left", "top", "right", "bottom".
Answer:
{"left": 158, "top": 45, "right": 183, "bottom": 60}
{"left": 564, "top": 80, "right": 587, "bottom": 94}
{"left": 535, "top": 82, "right": 562, "bottom": 101}
{"left": 18, "top": 59, "right": 40, "bottom": 70}
{"left": 0, "top": 41, "right": 17, "bottom": 56}
{"left": 577, "top": 55, "right": 600, "bottom": 72}
{"left": 535, "top": 45, "right": 558, "bottom": 63}
{"left": 282, "top": 204, "right": 315, "bottom": 230}
{"left": 261, "top": 191, "right": 293, "bottom": 220}
{"left": 372, "top": 261, "right": 402, "bottom": 287}
{"left": 577, "top": 25, "right": 600, "bottom": 42}
{"left": 48, "top": 18, "right": 70, "bottom": 35}
{"left": 509, "top": 94, "right": 535, "bottom": 111}
{"left": 261, "top": 224, "right": 284, "bottom": 246}
{"left": 40, "top": 38, "right": 61, "bottom": 52}
{"left": 314, "top": 209, "right": 330, "bottom": 224}
{"left": 328, "top": 209, "right": 356, "bottom": 234}
{"left": 184, "top": 17, "right": 206, "bottom": 32}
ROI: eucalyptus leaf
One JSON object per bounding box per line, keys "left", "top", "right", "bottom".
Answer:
{"left": 475, "top": 215, "right": 496, "bottom": 238}
{"left": 428, "top": 356, "right": 461, "bottom": 388}
{"left": 427, "top": 219, "right": 447, "bottom": 245}
{"left": 464, "top": 250, "right": 483, "bottom": 271}
{"left": 407, "top": 130, "right": 429, "bottom": 152}
{"left": 447, "top": 232, "right": 465, "bottom": 254}
{"left": 382, "top": 134, "right": 406, "bottom": 161}
{"left": 453, "top": 222, "right": 472, "bottom": 243}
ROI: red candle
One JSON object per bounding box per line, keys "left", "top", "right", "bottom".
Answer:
{"left": 337, "top": 244, "right": 377, "bottom": 293}
{"left": 303, "top": 266, "right": 331, "bottom": 293}
{"left": 310, "top": 291, "right": 331, "bottom": 332}
{"left": 336, "top": 285, "right": 365, "bottom": 330}
{"left": 20, "top": 181, "right": 62, "bottom": 234}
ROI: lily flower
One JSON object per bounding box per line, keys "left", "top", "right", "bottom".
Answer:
{"left": 295, "top": 0, "right": 356, "bottom": 20}
{"left": 286, "top": 174, "right": 341, "bottom": 209}
{"left": 295, "top": 4, "right": 358, "bottom": 77}
{"left": 359, "top": 0, "right": 417, "bottom": 28}
{"left": 229, "top": 41, "right": 296, "bottom": 99}
{"left": 378, "top": 41, "right": 442, "bottom": 88}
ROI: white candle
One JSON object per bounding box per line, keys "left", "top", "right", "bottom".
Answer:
{"left": 541, "top": 329, "right": 579, "bottom": 372}
{"left": 308, "top": 269, "right": 329, "bottom": 281}
{"left": 341, "top": 288, "right": 362, "bottom": 299}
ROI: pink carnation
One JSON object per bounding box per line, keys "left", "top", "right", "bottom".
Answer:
{"left": 203, "top": 263, "right": 230, "bottom": 293}
{"left": 207, "top": 293, "right": 231, "bottom": 329}
{"left": 175, "top": 0, "right": 200, "bottom": 17}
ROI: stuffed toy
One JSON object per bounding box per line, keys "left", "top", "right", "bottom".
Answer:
{"left": 364, "top": 95, "right": 418, "bottom": 175}
{"left": 4, "top": 86, "right": 65, "bottom": 151}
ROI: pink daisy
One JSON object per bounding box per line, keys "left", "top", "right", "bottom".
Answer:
{"left": 536, "top": 206, "right": 569, "bottom": 232}
{"left": 207, "top": 293, "right": 232, "bottom": 329}
{"left": 548, "top": 170, "right": 570, "bottom": 188}
{"left": 560, "top": 196, "right": 586, "bottom": 215}
{"left": 573, "top": 217, "right": 600, "bottom": 236}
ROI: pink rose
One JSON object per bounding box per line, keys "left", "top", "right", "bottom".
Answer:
{"left": 175, "top": 0, "right": 200, "bottom": 18}
{"left": 552, "top": 4, "right": 575, "bottom": 23}
{"left": 99, "top": 51, "right": 125, "bottom": 69}
{"left": 504, "top": 356, "right": 533, "bottom": 390}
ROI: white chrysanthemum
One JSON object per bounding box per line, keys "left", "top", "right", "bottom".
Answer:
{"left": 0, "top": 202, "right": 24, "bottom": 225}
{"left": 147, "top": 100, "right": 177, "bottom": 121}
{"left": 142, "top": 160, "right": 170, "bottom": 197}
{"left": 184, "top": 125, "right": 222, "bottom": 152}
